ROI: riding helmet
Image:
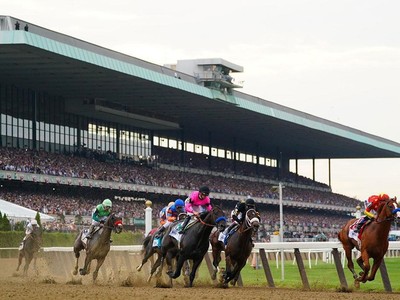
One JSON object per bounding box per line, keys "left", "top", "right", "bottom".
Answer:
{"left": 245, "top": 198, "right": 256, "bottom": 208}
{"left": 378, "top": 193, "right": 390, "bottom": 201}
{"left": 199, "top": 186, "right": 210, "bottom": 195}
{"left": 102, "top": 198, "right": 112, "bottom": 208}
{"left": 174, "top": 199, "right": 185, "bottom": 207}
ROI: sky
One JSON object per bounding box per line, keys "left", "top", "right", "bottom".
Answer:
{"left": 3, "top": 1, "right": 400, "bottom": 202}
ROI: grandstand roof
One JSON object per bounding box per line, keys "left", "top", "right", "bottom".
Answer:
{"left": 2, "top": 16, "right": 400, "bottom": 160}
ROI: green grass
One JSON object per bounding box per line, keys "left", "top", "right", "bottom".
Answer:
{"left": 194, "top": 257, "right": 400, "bottom": 292}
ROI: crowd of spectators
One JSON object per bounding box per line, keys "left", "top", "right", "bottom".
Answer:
{"left": 0, "top": 186, "right": 354, "bottom": 240}
{"left": 0, "top": 147, "right": 361, "bottom": 208}
{"left": 0, "top": 146, "right": 367, "bottom": 239}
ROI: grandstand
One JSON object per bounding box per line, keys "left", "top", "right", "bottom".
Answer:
{"left": 1, "top": 15, "right": 400, "bottom": 240}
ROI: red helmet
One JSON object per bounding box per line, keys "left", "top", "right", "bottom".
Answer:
{"left": 378, "top": 193, "right": 389, "bottom": 201}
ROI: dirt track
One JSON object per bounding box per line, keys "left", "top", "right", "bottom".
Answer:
{"left": 2, "top": 253, "right": 399, "bottom": 300}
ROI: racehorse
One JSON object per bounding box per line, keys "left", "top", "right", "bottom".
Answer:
{"left": 221, "top": 208, "right": 260, "bottom": 286}
{"left": 338, "top": 198, "right": 398, "bottom": 286}
{"left": 136, "top": 227, "right": 163, "bottom": 282}
{"left": 137, "top": 213, "right": 187, "bottom": 281}
{"left": 161, "top": 206, "right": 226, "bottom": 287}
{"left": 73, "top": 213, "right": 123, "bottom": 281}
{"left": 209, "top": 228, "right": 225, "bottom": 281}
{"left": 16, "top": 225, "right": 42, "bottom": 275}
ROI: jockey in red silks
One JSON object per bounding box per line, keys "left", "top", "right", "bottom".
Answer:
{"left": 355, "top": 193, "right": 391, "bottom": 232}
{"left": 179, "top": 186, "right": 212, "bottom": 234}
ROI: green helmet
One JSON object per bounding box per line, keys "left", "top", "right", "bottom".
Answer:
{"left": 102, "top": 198, "right": 112, "bottom": 208}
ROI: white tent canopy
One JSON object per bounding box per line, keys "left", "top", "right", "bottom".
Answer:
{"left": 0, "top": 199, "right": 55, "bottom": 222}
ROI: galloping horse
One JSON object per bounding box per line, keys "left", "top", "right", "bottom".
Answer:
{"left": 137, "top": 213, "right": 187, "bottom": 278}
{"left": 163, "top": 206, "right": 226, "bottom": 287}
{"left": 221, "top": 208, "right": 259, "bottom": 286}
{"left": 338, "top": 198, "right": 398, "bottom": 286}
{"left": 73, "top": 213, "right": 123, "bottom": 281}
{"left": 16, "top": 225, "right": 42, "bottom": 275}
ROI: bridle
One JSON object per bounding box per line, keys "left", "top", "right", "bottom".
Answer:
{"left": 376, "top": 200, "right": 397, "bottom": 223}
{"left": 240, "top": 209, "right": 259, "bottom": 233}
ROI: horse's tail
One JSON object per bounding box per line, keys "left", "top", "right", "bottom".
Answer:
{"left": 142, "top": 235, "right": 152, "bottom": 253}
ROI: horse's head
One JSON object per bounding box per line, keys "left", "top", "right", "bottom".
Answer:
{"left": 244, "top": 209, "right": 260, "bottom": 235}
{"left": 376, "top": 197, "right": 398, "bottom": 222}
{"left": 107, "top": 213, "right": 123, "bottom": 234}
{"left": 207, "top": 206, "right": 227, "bottom": 232}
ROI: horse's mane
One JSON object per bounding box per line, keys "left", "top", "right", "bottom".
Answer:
{"left": 376, "top": 199, "right": 394, "bottom": 217}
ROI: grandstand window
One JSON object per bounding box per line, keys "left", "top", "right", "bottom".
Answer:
{"left": 203, "top": 145, "right": 210, "bottom": 155}
{"left": 169, "top": 139, "right": 177, "bottom": 149}
{"left": 186, "top": 142, "right": 194, "bottom": 152}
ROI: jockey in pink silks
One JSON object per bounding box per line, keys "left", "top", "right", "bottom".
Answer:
{"left": 178, "top": 186, "right": 212, "bottom": 234}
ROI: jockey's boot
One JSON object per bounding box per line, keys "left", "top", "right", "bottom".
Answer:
{"left": 86, "top": 225, "right": 95, "bottom": 239}
{"left": 354, "top": 217, "right": 367, "bottom": 233}
{"left": 178, "top": 216, "right": 191, "bottom": 234}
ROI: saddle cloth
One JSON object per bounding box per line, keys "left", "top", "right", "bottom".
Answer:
{"left": 348, "top": 219, "right": 362, "bottom": 243}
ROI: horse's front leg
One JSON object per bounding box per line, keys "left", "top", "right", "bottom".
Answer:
{"left": 79, "top": 254, "right": 92, "bottom": 276}
{"left": 343, "top": 247, "right": 358, "bottom": 279}
{"left": 223, "top": 255, "right": 234, "bottom": 284}
{"left": 187, "top": 258, "right": 202, "bottom": 287}
{"left": 170, "top": 253, "right": 184, "bottom": 279}
{"left": 73, "top": 250, "right": 80, "bottom": 275}
{"left": 211, "top": 246, "right": 222, "bottom": 280}
{"left": 23, "top": 252, "right": 33, "bottom": 276}
{"left": 16, "top": 251, "right": 24, "bottom": 272}
{"left": 33, "top": 254, "right": 39, "bottom": 275}
{"left": 92, "top": 257, "right": 105, "bottom": 282}
{"left": 230, "top": 260, "right": 246, "bottom": 286}
{"left": 367, "top": 257, "right": 383, "bottom": 282}
{"left": 357, "top": 252, "right": 370, "bottom": 283}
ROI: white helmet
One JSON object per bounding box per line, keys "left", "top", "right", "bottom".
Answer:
{"left": 31, "top": 219, "right": 38, "bottom": 225}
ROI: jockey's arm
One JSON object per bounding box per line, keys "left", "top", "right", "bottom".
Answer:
{"left": 364, "top": 210, "right": 375, "bottom": 219}
{"left": 92, "top": 209, "right": 101, "bottom": 222}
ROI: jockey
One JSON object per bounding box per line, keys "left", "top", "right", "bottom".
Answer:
{"left": 179, "top": 186, "right": 212, "bottom": 234}
{"left": 154, "top": 199, "right": 186, "bottom": 238}
{"left": 20, "top": 219, "right": 39, "bottom": 249}
{"left": 25, "top": 219, "right": 38, "bottom": 236}
{"left": 159, "top": 201, "right": 175, "bottom": 226}
{"left": 86, "top": 198, "right": 112, "bottom": 239}
{"left": 219, "top": 198, "right": 260, "bottom": 242}
{"left": 355, "top": 193, "right": 391, "bottom": 233}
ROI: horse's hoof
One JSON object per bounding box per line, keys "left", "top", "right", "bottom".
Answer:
{"left": 72, "top": 270, "right": 78, "bottom": 276}
{"left": 79, "top": 269, "right": 86, "bottom": 276}
{"left": 211, "top": 273, "right": 216, "bottom": 280}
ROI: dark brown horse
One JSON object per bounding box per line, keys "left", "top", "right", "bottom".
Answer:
{"left": 136, "top": 227, "right": 163, "bottom": 282}
{"left": 73, "top": 213, "right": 123, "bottom": 281}
{"left": 221, "top": 208, "right": 260, "bottom": 286}
{"left": 160, "top": 206, "right": 226, "bottom": 287}
{"left": 338, "top": 198, "right": 398, "bottom": 286}
{"left": 209, "top": 227, "right": 225, "bottom": 281}
{"left": 16, "top": 225, "right": 42, "bottom": 275}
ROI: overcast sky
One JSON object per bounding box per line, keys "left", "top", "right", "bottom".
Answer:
{"left": 3, "top": 1, "right": 400, "bottom": 202}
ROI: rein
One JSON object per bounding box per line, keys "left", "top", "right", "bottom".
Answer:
{"left": 195, "top": 212, "right": 226, "bottom": 227}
